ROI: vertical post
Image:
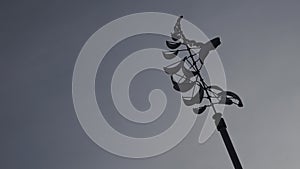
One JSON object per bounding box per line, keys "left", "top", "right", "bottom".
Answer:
{"left": 213, "top": 113, "right": 243, "bottom": 169}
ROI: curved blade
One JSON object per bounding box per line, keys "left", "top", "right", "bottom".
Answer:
{"left": 166, "top": 41, "right": 181, "bottom": 49}
{"left": 171, "top": 76, "right": 195, "bottom": 92}
{"left": 218, "top": 96, "right": 234, "bottom": 105}
{"left": 171, "top": 32, "right": 180, "bottom": 41}
{"left": 182, "top": 65, "right": 197, "bottom": 78}
{"left": 225, "top": 91, "right": 243, "bottom": 107}
{"left": 208, "top": 85, "right": 223, "bottom": 91}
{"left": 162, "top": 50, "right": 178, "bottom": 60}
{"left": 218, "top": 91, "right": 243, "bottom": 107}
{"left": 193, "top": 106, "right": 207, "bottom": 115}
{"left": 163, "top": 61, "right": 183, "bottom": 75}
{"left": 182, "top": 85, "right": 204, "bottom": 106}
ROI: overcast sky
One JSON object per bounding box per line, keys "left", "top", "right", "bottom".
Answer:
{"left": 1, "top": 0, "right": 300, "bottom": 169}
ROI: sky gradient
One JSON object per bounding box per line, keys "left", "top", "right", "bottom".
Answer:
{"left": 1, "top": 0, "right": 300, "bottom": 168}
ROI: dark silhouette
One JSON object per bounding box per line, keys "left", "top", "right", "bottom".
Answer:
{"left": 162, "top": 16, "right": 243, "bottom": 169}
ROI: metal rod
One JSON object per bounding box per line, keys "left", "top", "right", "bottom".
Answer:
{"left": 213, "top": 114, "right": 243, "bottom": 169}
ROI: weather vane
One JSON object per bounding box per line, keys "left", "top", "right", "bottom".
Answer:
{"left": 162, "top": 16, "right": 244, "bottom": 169}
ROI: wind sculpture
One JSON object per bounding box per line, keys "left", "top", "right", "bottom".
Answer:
{"left": 162, "top": 16, "right": 244, "bottom": 169}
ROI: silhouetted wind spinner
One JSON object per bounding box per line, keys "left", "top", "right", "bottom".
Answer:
{"left": 162, "top": 16, "right": 244, "bottom": 169}
{"left": 162, "top": 16, "right": 243, "bottom": 115}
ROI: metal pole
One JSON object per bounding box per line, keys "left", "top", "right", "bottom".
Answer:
{"left": 213, "top": 113, "right": 243, "bottom": 169}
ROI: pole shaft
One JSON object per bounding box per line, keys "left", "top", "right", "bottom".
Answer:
{"left": 215, "top": 117, "right": 243, "bottom": 169}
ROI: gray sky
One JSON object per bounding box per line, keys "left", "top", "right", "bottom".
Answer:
{"left": 1, "top": 0, "right": 300, "bottom": 169}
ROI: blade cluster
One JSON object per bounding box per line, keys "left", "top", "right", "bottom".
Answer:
{"left": 162, "top": 16, "right": 243, "bottom": 115}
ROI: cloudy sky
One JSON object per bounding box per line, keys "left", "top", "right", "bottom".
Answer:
{"left": 1, "top": 0, "right": 300, "bottom": 169}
